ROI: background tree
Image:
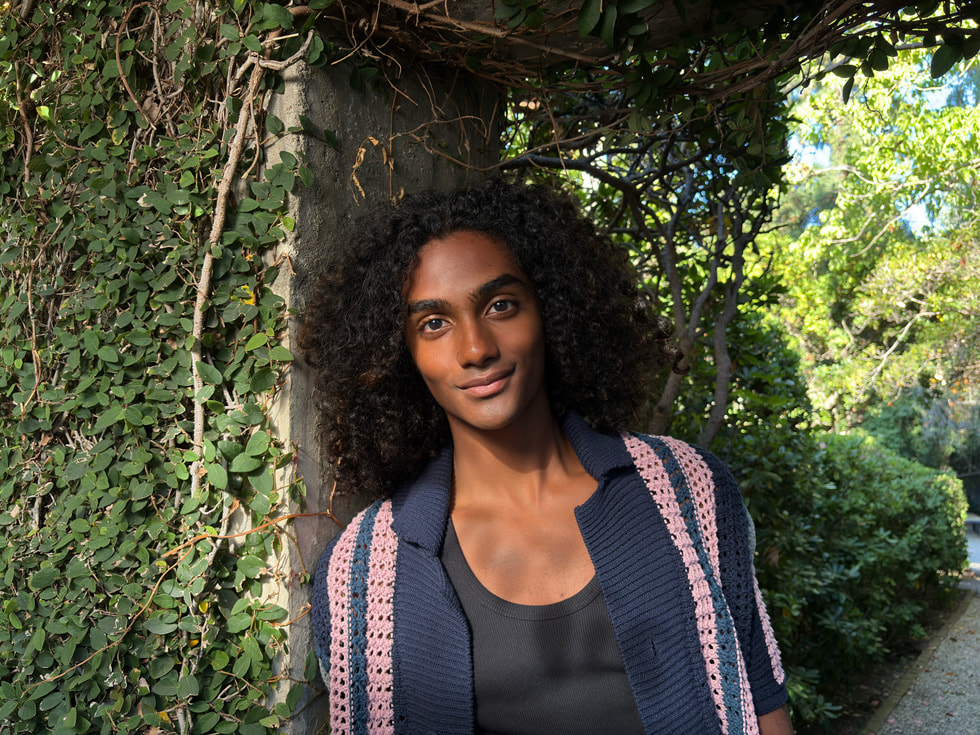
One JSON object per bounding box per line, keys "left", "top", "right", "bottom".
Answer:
{"left": 769, "top": 48, "right": 980, "bottom": 496}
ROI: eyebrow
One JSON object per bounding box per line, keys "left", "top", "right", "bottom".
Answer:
{"left": 406, "top": 273, "right": 527, "bottom": 315}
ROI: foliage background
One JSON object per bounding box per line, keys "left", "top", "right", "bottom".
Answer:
{"left": 0, "top": 1, "right": 327, "bottom": 732}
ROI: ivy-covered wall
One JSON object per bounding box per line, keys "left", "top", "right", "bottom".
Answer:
{"left": 0, "top": 1, "right": 317, "bottom": 732}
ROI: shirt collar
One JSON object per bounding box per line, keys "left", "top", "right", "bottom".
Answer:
{"left": 390, "top": 413, "right": 634, "bottom": 553}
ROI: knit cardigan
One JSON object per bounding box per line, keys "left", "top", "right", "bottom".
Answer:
{"left": 311, "top": 414, "right": 788, "bottom": 734}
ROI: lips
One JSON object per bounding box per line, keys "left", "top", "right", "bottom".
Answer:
{"left": 457, "top": 368, "right": 514, "bottom": 397}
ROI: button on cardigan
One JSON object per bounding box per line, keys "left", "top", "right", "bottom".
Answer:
{"left": 311, "top": 414, "right": 788, "bottom": 734}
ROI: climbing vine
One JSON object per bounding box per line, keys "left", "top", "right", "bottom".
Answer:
{"left": 0, "top": 1, "right": 330, "bottom": 732}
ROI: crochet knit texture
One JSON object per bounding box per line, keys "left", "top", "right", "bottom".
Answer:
{"left": 312, "top": 423, "right": 786, "bottom": 735}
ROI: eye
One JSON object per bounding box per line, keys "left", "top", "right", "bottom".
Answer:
{"left": 487, "top": 299, "right": 516, "bottom": 316}
{"left": 418, "top": 317, "right": 447, "bottom": 333}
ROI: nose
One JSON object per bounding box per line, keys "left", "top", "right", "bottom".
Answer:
{"left": 456, "top": 318, "right": 499, "bottom": 367}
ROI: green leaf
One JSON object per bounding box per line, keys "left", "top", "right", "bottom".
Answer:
{"left": 196, "top": 360, "right": 223, "bottom": 385}
{"left": 226, "top": 612, "right": 252, "bottom": 634}
{"left": 144, "top": 613, "right": 179, "bottom": 635}
{"left": 92, "top": 405, "right": 123, "bottom": 433}
{"left": 578, "top": 0, "right": 602, "bottom": 37}
{"left": 244, "top": 430, "right": 270, "bottom": 456}
{"left": 64, "top": 460, "right": 90, "bottom": 481}
{"left": 211, "top": 649, "right": 231, "bottom": 670}
{"left": 152, "top": 672, "right": 179, "bottom": 697}
{"left": 177, "top": 674, "right": 200, "bottom": 698}
{"left": 230, "top": 453, "right": 263, "bottom": 473}
{"left": 29, "top": 567, "right": 58, "bottom": 591}
{"left": 930, "top": 44, "right": 961, "bottom": 78}
{"left": 237, "top": 555, "right": 264, "bottom": 578}
{"left": 263, "top": 3, "right": 295, "bottom": 29}
{"left": 620, "top": 0, "right": 655, "bottom": 11}
{"left": 149, "top": 656, "right": 175, "bottom": 679}
{"left": 207, "top": 462, "right": 228, "bottom": 490}
{"left": 256, "top": 604, "right": 287, "bottom": 621}
{"left": 303, "top": 649, "right": 318, "bottom": 681}
{"left": 245, "top": 333, "right": 268, "bottom": 351}
{"left": 599, "top": 5, "right": 618, "bottom": 48}
{"left": 249, "top": 467, "right": 274, "bottom": 495}
{"left": 219, "top": 440, "right": 245, "bottom": 461}
{"left": 26, "top": 627, "right": 45, "bottom": 654}
{"left": 250, "top": 367, "right": 277, "bottom": 392}
{"left": 248, "top": 492, "right": 271, "bottom": 516}
{"left": 268, "top": 345, "right": 293, "bottom": 361}
{"left": 287, "top": 681, "right": 304, "bottom": 710}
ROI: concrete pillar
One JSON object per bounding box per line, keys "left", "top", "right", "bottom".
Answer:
{"left": 266, "top": 55, "right": 501, "bottom": 732}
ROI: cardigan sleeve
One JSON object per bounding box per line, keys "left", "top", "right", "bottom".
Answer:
{"left": 310, "top": 499, "right": 399, "bottom": 733}
{"left": 311, "top": 524, "right": 342, "bottom": 687}
{"left": 698, "top": 449, "right": 789, "bottom": 716}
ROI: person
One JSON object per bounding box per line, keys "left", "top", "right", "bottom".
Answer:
{"left": 298, "top": 179, "right": 794, "bottom": 734}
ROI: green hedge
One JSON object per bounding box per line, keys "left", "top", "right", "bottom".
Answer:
{"left": 753, "top": 433, "right": 966, "bottom": 708}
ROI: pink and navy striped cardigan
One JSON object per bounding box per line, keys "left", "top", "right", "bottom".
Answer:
{"left": 311, "top": 414, "right": 787, "bottom": 734}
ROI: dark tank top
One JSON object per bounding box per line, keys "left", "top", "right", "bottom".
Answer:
{"left": 440, "top": 520, "right": 645, "bottom": 735}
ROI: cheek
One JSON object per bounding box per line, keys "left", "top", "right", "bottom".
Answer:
{"left": 406, "top": 341, "right": 445, "bottom": 387}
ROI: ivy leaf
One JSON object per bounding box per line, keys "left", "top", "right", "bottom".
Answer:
{"left": 144, "top": 612, "right": 179, "bottom": 635}
{"left": 226, "top": 612, "right": 252, "bottom": 634}
{"left": 248, "top": 492, "right": 272, "bottom": 516}
{"left": 245, "top": 333, "right": 268, "bottom": 351}
{"left": 196, "top": 360, "right": 223, "bottom": 385}
{"left": 303, "top": 649, "right": 318, "bottom": 681}
{"left": 230, "top": 453, "right": 263, "bottom": 473}
{"left": 244, "top": 430, "right": 270, "bottom": 456}
{"left": 177, "top": 674, "right": 200, "bottom": 698}
{"left": 29, "top": 567, "right": 58, "bottom": 591}
{"left": 263, "top": 3, "right": 295, "bottom": 29}
{"left": 620, "top": 0, "right": 656, "bottom": 11}
{"left": 250, "top": 367, "right": 277, "bottom": 392}
{"left": 237, "top": 555, "right": 265, "bottom": 578}
{"left": 599, "top": 5, "right": 618, "bottom": 49}
{"left": 268, "top": 345, "right": 293, "bottom": 361}
{"left": 152, "top": 672, "right": 179, "bottom": 697}
{"left": 207, "top": 462, "right": 228, "bottom": 490}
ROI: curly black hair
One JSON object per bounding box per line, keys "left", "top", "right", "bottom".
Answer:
{"left": 297, "top": 179, "right": 677, "bottom": 499}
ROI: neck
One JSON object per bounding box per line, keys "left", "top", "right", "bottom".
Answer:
{"left": 449, "top": 402, "right": 586, "bottom": 508}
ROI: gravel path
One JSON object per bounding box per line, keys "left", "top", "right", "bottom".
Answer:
{"left": 863, "top": 525, "right": 980, "bottom": 735}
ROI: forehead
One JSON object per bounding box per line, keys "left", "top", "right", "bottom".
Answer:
{"left": 404, "top": 230, "right": 528, "bottom": 300}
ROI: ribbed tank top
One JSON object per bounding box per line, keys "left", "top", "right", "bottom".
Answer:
{"left": 440, "top": 519, "right": 645, "bottom": 734}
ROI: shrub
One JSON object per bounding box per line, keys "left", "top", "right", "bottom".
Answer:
{"left": 755, "top": 434, "right": 966, "bottom": 683}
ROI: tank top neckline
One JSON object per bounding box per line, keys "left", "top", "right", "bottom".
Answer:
{"left": 443, "top": 518, "right": 601, "bottom": 621}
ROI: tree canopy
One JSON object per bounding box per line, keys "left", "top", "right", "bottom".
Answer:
{"left": 769, "top": 48, "right": 980, "bottom": 476}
